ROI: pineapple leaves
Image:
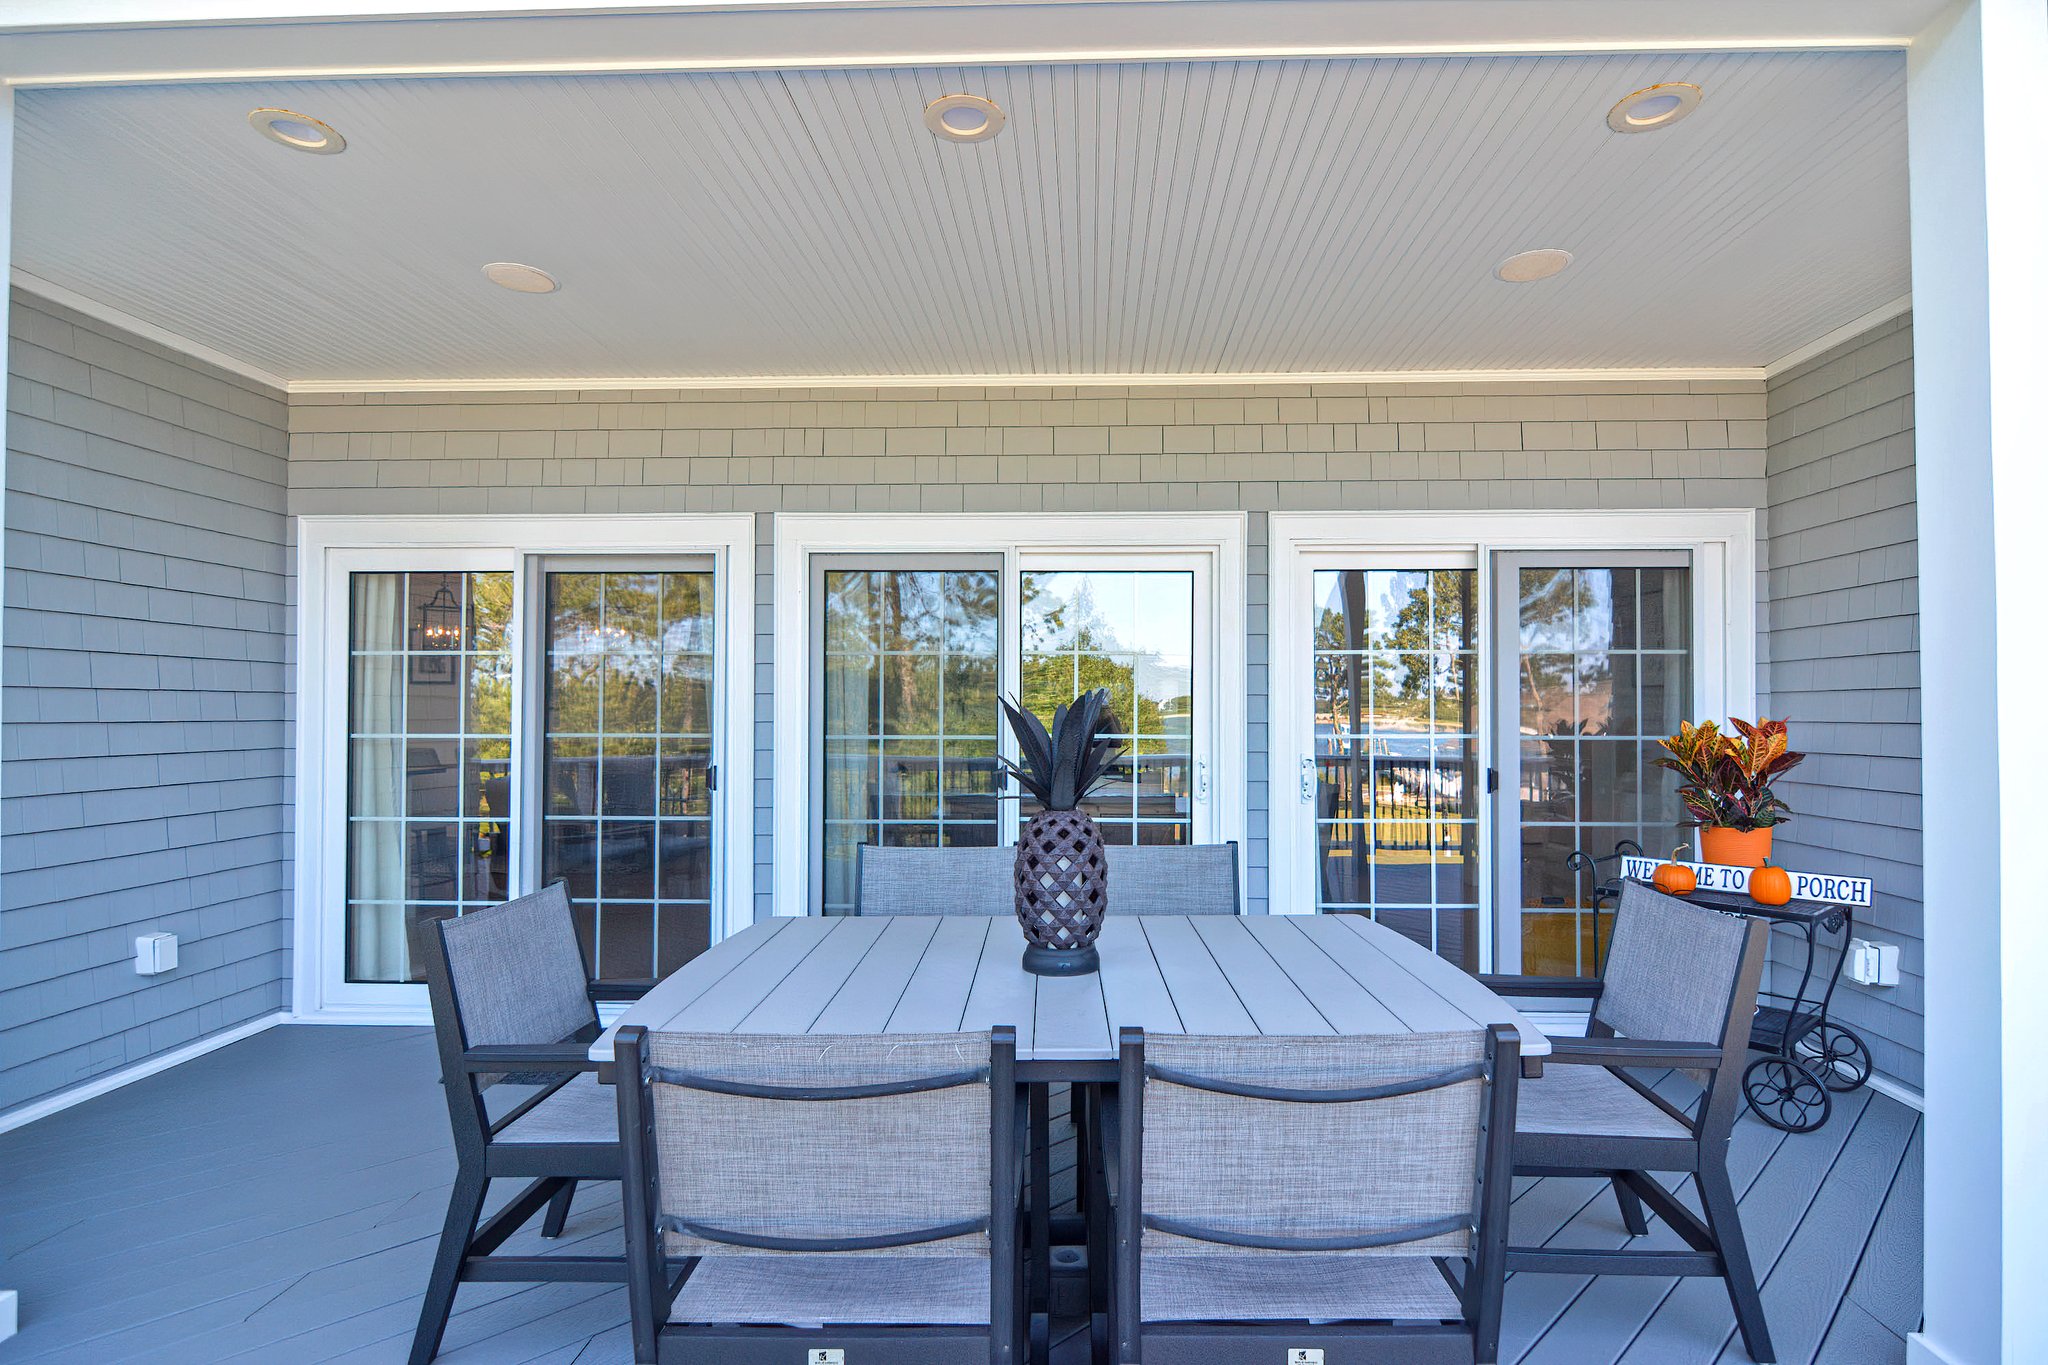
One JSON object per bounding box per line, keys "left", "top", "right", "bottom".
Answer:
{"left": 997, "top": 687, "right": 1130, "bottom": 812}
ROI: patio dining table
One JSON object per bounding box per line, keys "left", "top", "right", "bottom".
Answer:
{"left": 591, "top": 912, "right": 1552, "bottom": 1079}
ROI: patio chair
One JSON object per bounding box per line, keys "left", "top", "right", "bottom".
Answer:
{"left": 854, "top": 842, "right": 1015, "bottom": 915}
{"left": 410, "top": 884, "right": 636, "bottom": 1365}
{"left": 1101, "top": 1024, "right": 1520, "bottom": 1365}
{"left": 611, "top": 1025, "right": 1025, "bottom": 1364}
{"left": 1104, "top": 841, "right": 1241, "bottom": 914}
{"left": 1480, "top": 879, "right": 1776, "bottom": 1363}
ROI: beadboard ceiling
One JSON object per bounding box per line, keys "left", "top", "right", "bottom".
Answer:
{"left": 14, "top": 49, "right": 1909, "bottom": 385}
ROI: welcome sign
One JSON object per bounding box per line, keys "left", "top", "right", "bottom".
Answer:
{"left": 1619, "top": 857, "right": 1873, "bottom": 908}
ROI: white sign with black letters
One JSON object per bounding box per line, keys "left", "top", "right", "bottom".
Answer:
{"left": 1619, "top": 857, "right": 1872, "bottom": 908}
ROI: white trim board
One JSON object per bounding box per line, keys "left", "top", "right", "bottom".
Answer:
{"left": 10, "top": 271, "right": 289, "bottom": 391}
{"left": 288, "top": 367, "right": 1766, "bottom": 395}
{"left": 1763, "top": 294, "right": 1913, "bottom": 379}
{"left": 0, "top": 2, "right": 1934, "bottom": 89}
{"left": 0, "top": 1011, "right": 287, "bottom": 1136}
{"left": 291, "top": 513, "right": 758, "bottom": 1021}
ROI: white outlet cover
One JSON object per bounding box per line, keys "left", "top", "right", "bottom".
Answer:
{"left": 1287, "top": 1351, "right": 1325, "bottom": 1365}
{"left": 807, "top": 1351, "right": 844, "bottom": 1365}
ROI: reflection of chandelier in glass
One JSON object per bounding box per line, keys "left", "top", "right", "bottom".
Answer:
{"left": 414, "top": 583, "right": 464, "bottom": 652}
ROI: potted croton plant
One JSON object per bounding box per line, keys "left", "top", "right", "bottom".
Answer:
{"left": 997, "top": 687, "right": 1128, "bottom": 976}
{"left": 1656, "top": 717, "right": 1805, "bottom": 868}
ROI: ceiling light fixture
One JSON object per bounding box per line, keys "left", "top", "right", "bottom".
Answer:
{"left": 482, "top": 262, "right": 559, "bottom": 294}
{"left": 924, "top": 93, "right": 1006, "bottom": 143}
{"left": 1606, "top": 82, "right": 1703, "bottom": 133}
{"left": 247, "top": 107, "right": 345, "bottom": 154}
{"left": 1494, "top": 248, "right": 1575, "bottom": 284}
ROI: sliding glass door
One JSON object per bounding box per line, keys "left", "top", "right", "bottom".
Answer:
{"left": 320, "top": 534, "right": 742, "bottom": 1008}
{"left": 810, "top": 552, "right": 1218, "bottom": 914}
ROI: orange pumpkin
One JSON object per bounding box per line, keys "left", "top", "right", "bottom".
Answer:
{"left": 1651, "top": 847, "right": 1697, "bottom": 896}
{"left": 1748, "top": 859, "right": 1793, "bottom": 907}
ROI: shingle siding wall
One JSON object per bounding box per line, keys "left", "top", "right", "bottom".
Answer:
{"left": 1, "top": 290, "right": 290, "bottom": 1115}
{"left": 289, "top": 380, "right": 1769, "bottom": 921}
{"left": 1763, "top": 312, "right": 1922, "bottom": 1092}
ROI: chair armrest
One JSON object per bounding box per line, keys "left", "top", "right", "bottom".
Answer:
{"left": 1544, "top": 1036, "right": 1724, "bottom": 1069}
{"left": 460, "top": 1044, "right": 601, "bottom": 1073}
{"left": 589, "top": 978, "right": 656, "bottom": 1002}
{"left": 1477, "top": 974, "right": 1604, "bottom": 999}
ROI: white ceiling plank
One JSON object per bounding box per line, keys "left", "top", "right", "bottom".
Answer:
{"left": 14, "top": 51, "right": 1910, "bottom": 384}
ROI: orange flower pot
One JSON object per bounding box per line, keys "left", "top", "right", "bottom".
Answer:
{"left": 1699, "top": 825, "right": 1774, "bottom": 868}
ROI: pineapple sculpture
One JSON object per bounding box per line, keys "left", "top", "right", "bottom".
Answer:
{"left": 999, "top": 688, "right": 1129, "bottom": 976}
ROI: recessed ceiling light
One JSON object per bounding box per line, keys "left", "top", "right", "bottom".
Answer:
{"left": 924, "top": 93, "right": 1005, "bottom": 143}
{"left": 482, "top": 262, "right": 559, "bottom": 294}
{"left": 247, "top": 107, "right": 345, "bottom": 154}
{"left": 1494, "top": 248, "right": 1575, "bottom": 284}
{"left": 1607, "top": 82, "right": 1703, "bottom": 133}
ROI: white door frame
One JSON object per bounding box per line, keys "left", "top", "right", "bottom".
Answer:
{"left": 772, "top": 512, "right": 1249, "bottom": 918}
{"left": 292, "top": 513, "right": 756, "bottom": 1022}
{"left": 1266, "top": 509, "right": 1757, "bottom": 959}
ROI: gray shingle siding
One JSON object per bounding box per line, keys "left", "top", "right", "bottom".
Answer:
{"left": 289, "top": 380, "right": 1770, "bottom": 921}
{"left": 1, "top": 289, "right": 290, "bottom": 1116}
{"left": 1764, "top": 311, "right": 1921, "bottom": 1092}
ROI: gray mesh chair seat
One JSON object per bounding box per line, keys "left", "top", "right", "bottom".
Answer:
{"left": 855, "top": 843, "right": 1014, "bottom": 915}
{"left": 614, "top": 1027, "right": 1025, "bottom": 1362}
{"left": 670, "top": 1253, "right": 992, "bottom": 1326}
{"left": 1101, "top": 1027, "right": 1519, "bottom": 1364}
{"left": 1514, "top": 1063, "right": 1694, "bottom": 1140}
{"left": 1482, "top": 879, "right": 1777, "bottom": 1363}
{"left": 1104, "top": 842, "right": 1241, "bottom": 915}
{"left": 1143, "top": 1254, "right": 1462, "bottom": 1323}
{"left": 496, "top": 1072, "right": 618, "bottom": 1144}
{"left": 411, "top": 884, "right": 634, "bottom": 1365}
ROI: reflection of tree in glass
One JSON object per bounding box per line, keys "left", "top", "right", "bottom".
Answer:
{"left": 1022, "top": 576, "right": 1175, "bottom": 736}
{"left": 1313, "top": 570, "right": 1473, "bottom": 731}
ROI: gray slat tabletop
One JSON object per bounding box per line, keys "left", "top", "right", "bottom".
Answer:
{"left": 591, "top": 913, "right": 1551, "bottom": 1078}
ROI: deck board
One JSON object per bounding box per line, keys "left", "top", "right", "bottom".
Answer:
{"left": 0, "top": 1023, "right": 1917, "bottom": 1364}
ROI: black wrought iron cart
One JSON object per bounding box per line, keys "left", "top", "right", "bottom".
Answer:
{"left": 1571, "top": 842, "right": 1874, "bottom": 1133}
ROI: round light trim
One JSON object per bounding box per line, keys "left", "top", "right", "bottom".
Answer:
{"left": 1607, "top": 82, "right": 1703, "bottom": 133}
{"left": 248, "top": 107, "right": 345, "bottom": 154}
{"left": 482, "top": 262, "right": 560, "bottom": 294}
{"left": 1494, "top": 248, "right": 1575, "bottom": 284}
{"left": 924, "top": 93, "right": 1006, "bottom": 143}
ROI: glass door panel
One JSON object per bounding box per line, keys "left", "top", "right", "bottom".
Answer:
{"left": 818, "top": 567, "right": 1001, "bottom": 914}
{"left": 1310, "top": 568, "right": 1480, "bottom": 968}
{"left": 541, "top": 569, "right": 716, "bottom": 979}
{"left": 1020, "top": 570, "right": 1196, "bottom": 845}
{"left": 1501, "top": 559, "right": 1693, "bottom": 976}
{"left": 344, "top": 570, "right": 514, "bottom": 982}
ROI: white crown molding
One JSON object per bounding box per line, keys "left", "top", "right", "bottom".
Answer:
{"left": 0, "top": 1, "right": 1932, "bottom": 88}
{"left": 0, "top": 1011, "right": 288, "bottom": 1135}
{"left": 1763, "top": 294, "right": 1913, "bottom": 379}
{"left": 11, "top": 270, "right": 289, "bottom": 391}
{"left": 291, "top": 366, "right": 1765, "bottom": 395}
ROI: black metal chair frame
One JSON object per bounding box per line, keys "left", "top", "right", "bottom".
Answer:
{"left": 1105, "top": 1023, "right": 1521, "bottom": 1365}
{"left": 1480, "top": 910, "right": 1776, "bottom": 1364}
{"left": 410, "top": 896, "right": 649, "bottom": 1365}
{"left": 613, "top": 1022, "right": 1026, "bottom": 1365}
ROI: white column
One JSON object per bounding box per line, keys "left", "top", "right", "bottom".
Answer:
{"left": 0, "top": 80, "right": 15, "bottom": 1349}
{"left": 1907, "top": 3, "right": 2048, "bottom": 1363}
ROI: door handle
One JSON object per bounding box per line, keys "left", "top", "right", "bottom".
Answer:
{"left": 1194, "top": 758, "right": 1210, "bottom": 803}
{"left": 1300, "top": 755, "right": 1317, "bottom": 803}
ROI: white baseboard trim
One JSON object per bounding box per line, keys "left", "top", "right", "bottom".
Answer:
{"left": 0, "top": 1288, "right": 16, "bottom": 1343}
{"left": 1864, "top": 1071, "right": 1925, "bottom": 1112}
{"left": 290, "top": 1006, "right": 432, "bottom": 1027}
{"left": 1907, "top": 1331, "right": 1969, "bottom": 1365}
{"left": 0, "top": 1011, "right": 289, "bottom": 1136}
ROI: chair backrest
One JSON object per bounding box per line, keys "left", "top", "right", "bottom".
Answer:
{"left": 855, "top": 843, "right": 1016, "bottom": 915}
{"left": 429, "top": 883, "right": 596, "bottom": 1055}
{"left": 1124, "top": 1027, "right": 1512, "bottom": 1265}
{"left": 624, "top": 1029, "right": 1012, "bottom": 1261}
{"left": 1594, "top": 879, "right": 1760, "bottom": 1049}
{"left": 1104, "top": 842, "right": 1240, "bottom": 915}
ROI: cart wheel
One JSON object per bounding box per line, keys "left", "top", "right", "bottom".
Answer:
{"left": 1743, "top": 1057, "right": 1832, "bottom": 1133}
{"left": 1791, "top": 1020, "right": 1873, "bottom": 1093}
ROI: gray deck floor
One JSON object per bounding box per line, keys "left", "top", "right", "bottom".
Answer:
{"left": 0, "top": 1025, "right": 1921, "bottom": 1364}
